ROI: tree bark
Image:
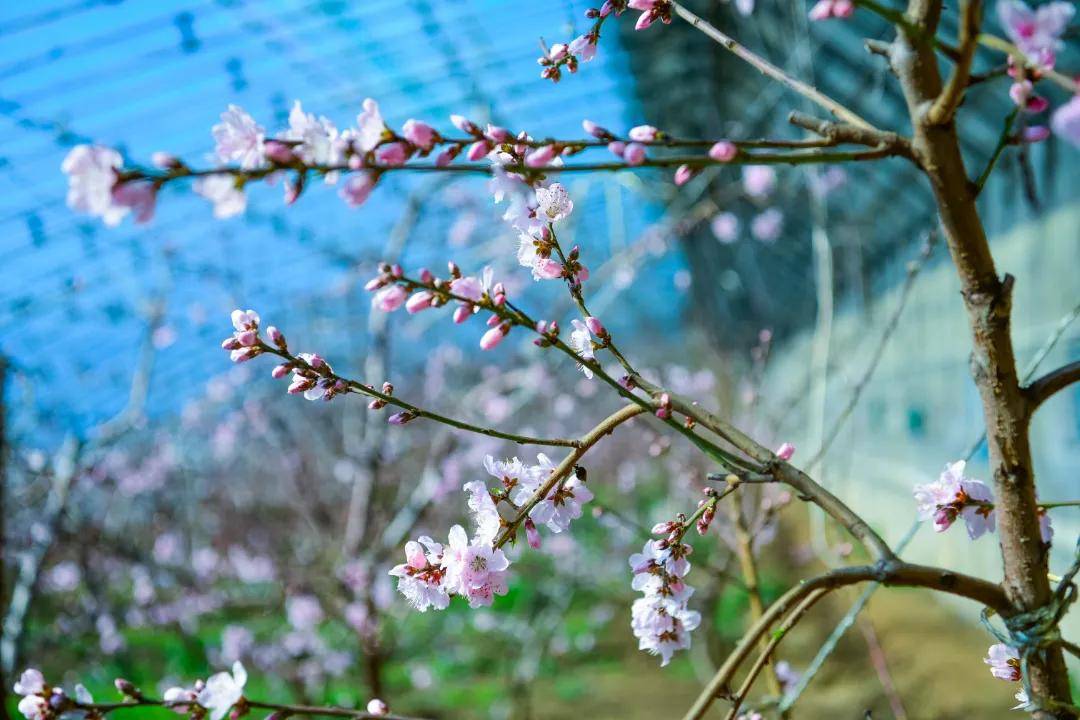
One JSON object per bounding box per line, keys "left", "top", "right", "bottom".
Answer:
{"left": 891, "top": 1, "right": 1074, "bottom": 714}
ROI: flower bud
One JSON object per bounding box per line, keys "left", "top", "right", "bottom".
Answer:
{"left": 525, "top": 517, "right": 542, "bottom": 549}
{"left": 623, "top": 142, "right": 646, "bottom": 166}
{"left": 480, "top": 324, "right": 508, "bottom": 350}
{"left": 267, "top": 326, "right": 285, "bottom": 347}
{"left": 708, "top": 141, "right": 738, "bottom": 162}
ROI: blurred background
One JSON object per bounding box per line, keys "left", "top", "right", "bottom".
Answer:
{"left": 1, "top": 0, "right": 1078, "bottom": 718}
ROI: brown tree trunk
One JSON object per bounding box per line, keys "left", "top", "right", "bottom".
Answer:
{"left": 891, "top": 2, "right": 1074, "bottom": 714}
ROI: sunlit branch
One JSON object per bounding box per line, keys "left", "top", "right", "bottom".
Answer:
{"left": 681, "top": 562, "right": 1011, "bottom": 720}
{"left": 926, "top": 0, "right": 983, "bottom": 124}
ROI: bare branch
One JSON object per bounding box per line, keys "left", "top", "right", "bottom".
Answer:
{"left": 788, "top": 111, "right": 914, "bottom": 159}
{"left": 1025, "top": 361, "right": 1080, "bottom": 416}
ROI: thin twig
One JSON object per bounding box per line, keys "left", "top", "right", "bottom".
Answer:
{"left": 671, "top": 1, "right": 878, "bottom": 131}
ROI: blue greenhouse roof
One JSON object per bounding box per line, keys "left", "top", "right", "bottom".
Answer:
{"left": 0, "top": 0, "right": 675, "bottom": 436}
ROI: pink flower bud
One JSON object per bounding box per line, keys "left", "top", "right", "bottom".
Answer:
{"left": 340, "top": 172, "right": 377, "bottom": 207}
{"left": 405, "top": 290, "right": 435, "bottom": 314}
{"left": 607, "top": 141, "right": 626, "bottom": 158}
{"left": 453, "top": 305, "right": 472, "bottom": 324}
{"left": 485, "top": 124, "right": 512, "bottom": 143}
{"left": 708, "top": 141, "right": 738, "bottom": 162}
{"left": 486, "top": 314, "right": 501, "bottom": 327}
{"left": 776, "top": 442, "right": 796, "bottom": 461}
{"left": 419, "top": 268, "right": 434, "bottom": 283}
{"left": 480, "top": 324, "right": 508, "bottom": 350}
{"left": 267, "top": 326, "right": 284, "bottom": 345}
{"left": 655, "top": 407, "right": 670, "bottom": 419}
{"left": 402, "top": 119, "right": 438, "bottom": 151}
{"left": 585, "top": 316, "right": 606, "bottom": 336}
{"left": 271, "top": 364, "right": 290, "bottom": 379}
{"left": 525, "top": 144, "right": 557, "bottom": 167}
{"left": 674, "top": 164, "right": 696, "bottom": 186}
{"left": 435, "top": 145, "right": 461, "bottom": 167}
{"left": 525, "top": 517, "right": 542, "bottom": 549}
{"left": 833, "top": 0, "right": 855, "bottom": 17}
{"left": 807, "top": 0, "right": 834, "bottom": 19}
{"left": 623, "top": 142, "right": 646, "bottom": 166}
{"left": 264, "top": 140, "right": 298, "bottom": 164}
{"left": 366, "top": 699, "right": 389, "bottom": 717}
{"left": 582, "top": 119, "right": 608, "bottom": 138}
{"left": 635, "top": 10, "right": 657, "bottom": 30}
{"left": 450, "top": 114, "right": 479, "bottom": 135}
{"left": 221, "top": 337, "right": 241, "bottom": 350}
{"left": 230, "top": 347, "right": 257, "bottom": 363}
{"left": 151, "top": 152, "right": 180, "bottom": 169}
{"left": 387, "top": 411, "right": 415, "bottom": 426}
{"left": 372, "top": 284, "right": 408, "bottom": 312}
{"left": 466, "top": 141, "right": 492, "bottom": 161}
{"left": 628, "top": 124, "right": 659, "bottom": 142}
{"left": 376, "top": 142, "right": 410, "bottom": 166}
{"left": 288, "top": 378, "right": 310, "bottom": 394}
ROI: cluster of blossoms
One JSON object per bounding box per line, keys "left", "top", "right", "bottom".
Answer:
{"left": 997, "top": 0, "right": 1079, "bottom": 146}
{"left": 984, "top": 643, "right": 1032, "bottom": 710}
{"left": 480, "top": 453, "right": 595, "bottom": 538}
{"left": 365, "top": 261, "right": 517, "bottom": 351}
{"left": 912, "top": 460, "right": 1052, "bottom": 542}
{"left": 388, "top": 526, "right": 511, "bottom": 610}
{"left": 13, "top": 665, "right": 390, "bottom": 720}
{"left": 12, "top": 669, "right": 93, "bottom": 720}
{"left": 389, "top": 452, "right": 595, "bottom": 611}
{"left": 511, "top": 183, "right": 591, "bottom": 283}
{"left": 628, "top": 510, "right": 704, "bottom": 666}
{"left": 535, "top": 0, "right": 620, "bottom": 81}
{"left": 221, "top": 310, "right": 355, "bottom": 403}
